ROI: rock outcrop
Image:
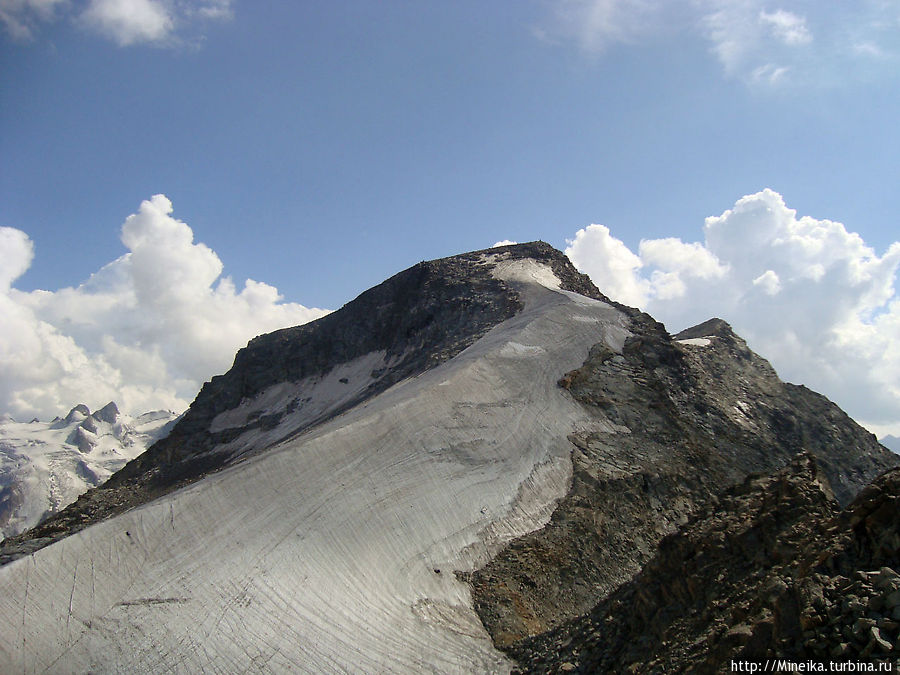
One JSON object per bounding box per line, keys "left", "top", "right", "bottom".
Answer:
{"left": 510, "top": 454, "right": 900, "bottom": 673}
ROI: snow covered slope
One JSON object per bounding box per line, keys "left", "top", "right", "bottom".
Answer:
{"left": 0, "top": 404, "right": 177, "bottom": 539}
{"left": 0, "top": 256, "right": 630, "bottom": 673}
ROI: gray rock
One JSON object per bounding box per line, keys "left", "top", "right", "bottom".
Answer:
{"left": 869, "top": 626, "right": 893, "bottom": 653}
{"left": 92, "top": 401, "right": 119, "bottom": 424}
{"left": 886, "top": 590, "right": 900, "bottom": 609}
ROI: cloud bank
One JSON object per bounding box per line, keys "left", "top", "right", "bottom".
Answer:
{"left": 1, "top": 0, "right": 233, "bottom": 45}
{"left": 566, "top": 189, "right": 900, "bottom": 438}
{"left": 0, "top": 195, "right": 328, "bottom": 420}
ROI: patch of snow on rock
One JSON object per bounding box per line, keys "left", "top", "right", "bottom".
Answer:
{"left": 487, "top": 256, "right": 562, "bottom": 290}
{"left": 678, "top": 337, "right": 713, "bottom": 347}
{"left": 499, "top": 342, "right": 546, "bottom": 358}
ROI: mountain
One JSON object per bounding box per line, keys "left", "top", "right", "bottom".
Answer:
{"left": 0, "top": 242, "right": 896, "bottom": 673}
{"left": 0, "top": 403, "right": 178, "bottom": 539}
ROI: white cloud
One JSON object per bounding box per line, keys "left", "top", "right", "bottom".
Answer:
{"left": 0, "top": 226, "right": 34, "bottom": 289}
{"left": 759, "top": 8, "right": 812, "bottom": 46}
{"left": 698, "top": 1, "right": 813, "bottom": 81}
{"left": 565, "top": 189, "right": 900, "bottom": 436}
{"left": 492, "top": 240, "right": 518, "bottom": 248}
{"left": 193, "top": 0, "right": 231, "bottom": 21}
{"left": 0, "top": 195, "right": 328, "bottom": 420}
{"left": 854, "top": 41, "right": 889, "bottom": 58}
{"left": 699, "top": 0, "right": 755, "bottom": 75}
{"left": 750, "top": 62, "right": 790, "bottom": 84}
{"left": 539, "top": 1, "right": 900, "bottom": 86}
{"left": 638, "top": 237, "right": 727, "bottom": 279}
{"left": 536, "top": 0, "right": 816, "bottom": 82}
{"left": 80, "top": 0, "right": 173, "bottom": 46}
{"left": 0, "top": 0, "right": 66, "bottom": 39}
{"left": 752, "top": 269, "right": 781, "bottom": 295}
{"left": 565, "top": 224, "right": 649, "bottom": 306}
{"left": 1, "top": 0, "right": 232, "bottom": 45}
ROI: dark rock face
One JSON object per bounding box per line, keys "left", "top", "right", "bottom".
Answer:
{"left": 468, "top": 316, "right": 899, "bottom": 647}
{"left": 0, "top": 469, "right": 25, "bottom": 541}
{"left": 92, "top": 401, "right": 119, "bottom": 425}
{"left": 510, "top": 455, "right": 900, "bottom": 673}
{"left": 1, "top": 241, "right": 607, "bottom": 564}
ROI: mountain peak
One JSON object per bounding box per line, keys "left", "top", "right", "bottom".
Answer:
{"left": 674, "top": 317, "right": 734, "bottom": 340}
{"left": 107, "top": 241, "right": 614, "bottom": 487}
{"left": 64, "top": 403, "right": 90, "bottom": 424}
{"left": 91, "top": 401, "right": 119, "bottom": 424}
{"left": 2, "top": 241, "right": 622, "bottom": 563}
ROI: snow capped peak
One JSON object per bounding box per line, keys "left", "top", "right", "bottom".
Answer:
{"left": 92, "top": 401, "right": 120, "bottom": 424}
{"left": 63, "top": 404, "right": 90, "bottom": 425}
{"left": 0, "top": 403, "right": 179, "bottom": 539}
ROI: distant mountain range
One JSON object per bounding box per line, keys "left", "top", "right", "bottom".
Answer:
{"left": 0, "top": 403, "right": 177, "bottom": 539}
{"left": 0, "top": 242, "right": 897, "bottom": 672}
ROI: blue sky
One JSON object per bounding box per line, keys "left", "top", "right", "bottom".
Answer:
{"left": 1, "top": 1, "right": 899, "bottom": 437}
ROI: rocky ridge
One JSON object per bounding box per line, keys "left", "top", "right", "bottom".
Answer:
{"left": 509, "top": 454, "right": 900, "bottom": 673}
{"left": 467, "top": 315, "right": 898, "bottom": 648}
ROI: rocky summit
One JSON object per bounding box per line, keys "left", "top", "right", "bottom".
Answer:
{"left": 0, "top": 242, "right": 896, "bottom": 673}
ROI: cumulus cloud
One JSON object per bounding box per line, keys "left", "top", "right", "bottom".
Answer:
{"left": 80, "top": 0, "right": 173, "bottom": 46}
{"left": 566, "top": 188, "right": 900, "bottom": 436}
{"left": 566, "top": 224, "right": 648, "bottom": 306}
{"left": 1, "top": 0, "right": 233, "bottom": 45}
{"left": 0, "top": 226, "right": 34, "bottom": 289}
{"left": 492, "top": 240, "right": 518, "bottom": 248}
{"left": 0, "top": 195, "right": 328, "bottom": 420}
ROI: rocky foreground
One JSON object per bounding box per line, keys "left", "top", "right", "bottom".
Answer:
{"left": 509, "top": 453, "right": 900, "bottom": 672}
